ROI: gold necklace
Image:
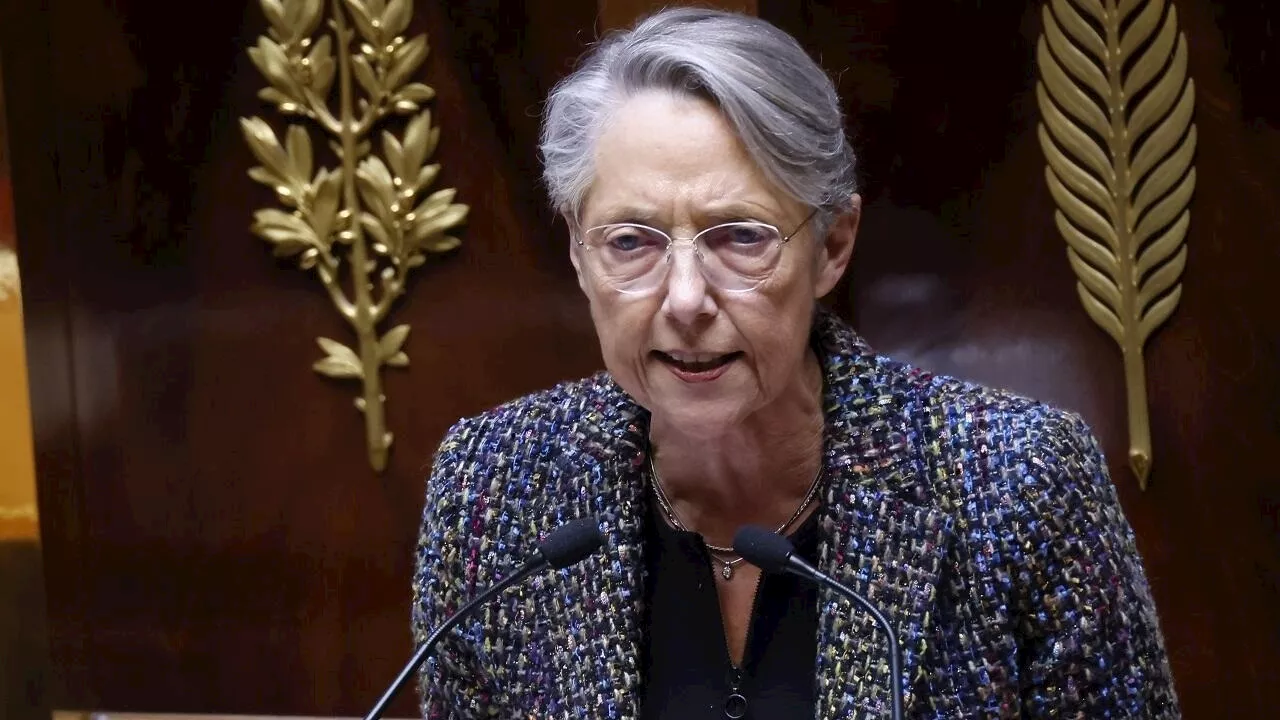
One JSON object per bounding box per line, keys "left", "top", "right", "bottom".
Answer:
{"left": 647, "top": 452, "right": 823, "bottom": 580}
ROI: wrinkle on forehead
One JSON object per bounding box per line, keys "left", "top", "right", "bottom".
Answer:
{"left": 581, "top": 89, "right": 798, "bottom": 230}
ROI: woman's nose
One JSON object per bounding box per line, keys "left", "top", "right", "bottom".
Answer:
{"left": 661, "top": 241, "right": 717, "bottom": 323}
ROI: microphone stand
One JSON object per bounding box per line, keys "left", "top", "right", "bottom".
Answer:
{"left": 363, "top": 558, "right": 549, "bottom": 720}
{"left": 734, "top": 526, "right": 903, "bottom": 720}
{"left": 796, "top": 559, "right": 903, "bottom": 720}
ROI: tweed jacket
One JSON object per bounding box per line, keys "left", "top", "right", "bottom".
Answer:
{"left": 411, "top": 310, "right": 1179, "bottom": 718}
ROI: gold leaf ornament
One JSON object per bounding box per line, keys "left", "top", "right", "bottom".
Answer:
{"left": 0, "top": 247, "right": 19, "bottom": 302}
{"left": 1036, "top": 0, "right": 1195, "bottom": 488}
{"left": 380, "top": 324, "right": 411, "bottom": 367}
{"left": 241, "top": 0, "right": 468, "bottom": 472}
{"left": 314, "top": 337, "right": 364, "bottom": 379}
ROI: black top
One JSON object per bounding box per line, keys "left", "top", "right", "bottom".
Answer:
{"left": 640, "top": 493, "right": 821, "bottom": 719}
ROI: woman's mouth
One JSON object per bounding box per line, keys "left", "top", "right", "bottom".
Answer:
{"left": 654, "top": 350, "right": 743, "bottom": 381}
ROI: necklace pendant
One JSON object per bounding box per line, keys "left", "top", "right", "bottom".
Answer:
{"left": 721, "top": 563, "right": 733, "bottom": 580}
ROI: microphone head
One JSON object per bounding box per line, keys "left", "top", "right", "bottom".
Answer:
{"left": 538, "top": 517, "right": 605, "bottom": 569}
{"left": 733, "top": 525, "right": 796, "bottom": 573}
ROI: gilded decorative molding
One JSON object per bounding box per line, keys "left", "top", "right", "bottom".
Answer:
{"left": 0, "top": 503, "right": 36, "bottom": 521}
{"left": 1036, "top": 0, "right": 1195, "bottom": 488}
{"left": 240, "top": 0, "right": 468, "bottom": 472}
{"left": 0, "top": 246, "right": 18, "bottom": 302}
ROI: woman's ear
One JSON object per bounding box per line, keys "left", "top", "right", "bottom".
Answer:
{"left": 565, "top": 214, "right": 588, "bottom": 293}
{"left": 813, "top": 193, "right": 861, "bottom": 298}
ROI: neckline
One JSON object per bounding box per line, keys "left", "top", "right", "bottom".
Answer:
{"left": 647, "top": 482, "right": 825, "bottom": 550}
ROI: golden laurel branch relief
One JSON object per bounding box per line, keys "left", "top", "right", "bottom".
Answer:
{"left": 239, "top": 0, "right": 468, "bottom": 472}
{"left": 1036, "top": 0, "right": 1196, "bottom": 488}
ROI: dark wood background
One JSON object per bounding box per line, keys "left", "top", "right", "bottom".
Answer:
{"left": 2, "top": 0, "right": 1276, "bottom": 718}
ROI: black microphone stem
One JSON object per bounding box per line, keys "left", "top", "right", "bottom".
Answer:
{"left": 363, "top": 557, "right": 550, "bottom": 720}
{"left": 794, "top": 557, "right": 903, "bottom": 720}
{"left": 733, "top": 524, "right": 903, "bottom": 720}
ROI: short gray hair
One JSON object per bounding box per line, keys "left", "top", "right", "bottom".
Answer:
{"left": 539, "top": 7, "right": 858, "bottom": 234}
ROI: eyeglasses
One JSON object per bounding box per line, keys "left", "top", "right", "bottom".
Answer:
{"left": 575, "top": 207, "right": 819, "bottom": 294}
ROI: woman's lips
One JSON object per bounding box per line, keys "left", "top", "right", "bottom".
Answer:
{"left": 654, "top": 350, "right": 743, "bottom": 382}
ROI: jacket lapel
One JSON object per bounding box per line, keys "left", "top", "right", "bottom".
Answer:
{"left": 544, "top": 372, "right": 651, "bottom": 719}
{"left": 813, "top": 310, "right": 953, "bottom": 718}
{"left": 815, "top": 478, "right": 952, "bottom": 717}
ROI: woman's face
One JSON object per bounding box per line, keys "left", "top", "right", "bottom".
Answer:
{"left": 571, "top": 90, "right": 858, "bottom": 437}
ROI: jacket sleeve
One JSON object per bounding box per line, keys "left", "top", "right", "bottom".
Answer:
{"left": 1017, "top": 411, "right": 1180, "bottom": 718}
{"left": 411, "top": 416, "right": 500, "bottom": 719}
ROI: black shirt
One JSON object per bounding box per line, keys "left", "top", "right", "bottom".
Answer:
{"left": 640, "top": 494, "right": 821, "bottom": 719}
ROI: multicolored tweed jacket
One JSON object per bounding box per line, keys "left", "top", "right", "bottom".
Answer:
{"left": 411, "top": 309, "right": 1179, "bottom": 718}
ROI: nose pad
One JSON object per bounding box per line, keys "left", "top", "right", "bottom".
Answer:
{"left": 661, "top": 240, "right": 716, "bottom": 322}
{"left": 664, "top": 240, "right": 706, "bottom": 288}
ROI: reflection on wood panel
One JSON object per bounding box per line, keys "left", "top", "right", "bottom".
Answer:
{"left": 0, "top": 252, "right": 35, "bottom": 539}
{"left": 0, "top": 56, "right": 38, "bottom": 542}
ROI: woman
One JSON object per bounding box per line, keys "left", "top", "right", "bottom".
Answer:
{"left": 412, "top": 7, "right": 1179, "bottom": 718}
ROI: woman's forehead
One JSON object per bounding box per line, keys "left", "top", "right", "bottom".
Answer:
{"left": 584, "top": 94, "right": 793, "bottom": 223}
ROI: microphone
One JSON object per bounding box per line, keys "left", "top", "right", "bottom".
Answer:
{"left": 734, "top": 525, "right": 903, "bottom": 720}
{"left": 363, "top": 516, "right": 605, "bottom": 720}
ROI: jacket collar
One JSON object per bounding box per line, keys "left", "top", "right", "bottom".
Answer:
{"left": 569, "top": 307, "right": 952, "bottom": 718}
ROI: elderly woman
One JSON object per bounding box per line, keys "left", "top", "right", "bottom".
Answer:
{"left": 412, "top": 7, "right": 1178, "bottom": 719}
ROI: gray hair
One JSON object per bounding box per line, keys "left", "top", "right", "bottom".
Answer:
{"left": 539, "top": 7, "right": 858, "bottom": 236}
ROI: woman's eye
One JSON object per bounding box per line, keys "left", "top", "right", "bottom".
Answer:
{"left": 706, "top": 224, "right": 771, "bottom": 247}
{"left": 728, "top": 226, "right": 769, "bottom": 244}
{"left": 604, "top": 227, "right": 660, "bottom": 252}
{"left": 609, "top": 233, "right": 642, "bottom": 251}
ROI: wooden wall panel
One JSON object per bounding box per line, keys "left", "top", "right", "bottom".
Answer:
{"left": 0, "top": 542, "right": 51, "bottom": 720}
{"left": 599, "top": 0, "right": 757, "bottom": 31}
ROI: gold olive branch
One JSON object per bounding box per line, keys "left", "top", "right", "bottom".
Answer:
{"left": 239, "top": 0, "right": 468, "bottom": 472}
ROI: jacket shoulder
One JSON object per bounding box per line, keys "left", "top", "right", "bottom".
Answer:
{"left": 411, "top": 372, "right": 629, "bottom": 715}
{"left": 874, "top": 355, "right": 1104, "bottom": 482}
{"left": 872, "top": 362, "right": 1179, "bottom": 715}
{"left": 430, "top": 372, "right": 615, "bottom": 469}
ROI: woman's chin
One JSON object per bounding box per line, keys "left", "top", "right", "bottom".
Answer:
{"left": 648, "top": 402, "right": 745, "bottom": 441}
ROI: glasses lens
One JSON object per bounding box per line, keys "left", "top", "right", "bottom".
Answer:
{"left": 697, "top": 223, "right": 783, "bottom": 290}
{"left": 583, "top": 224, "right": 669, "bottom": 292}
